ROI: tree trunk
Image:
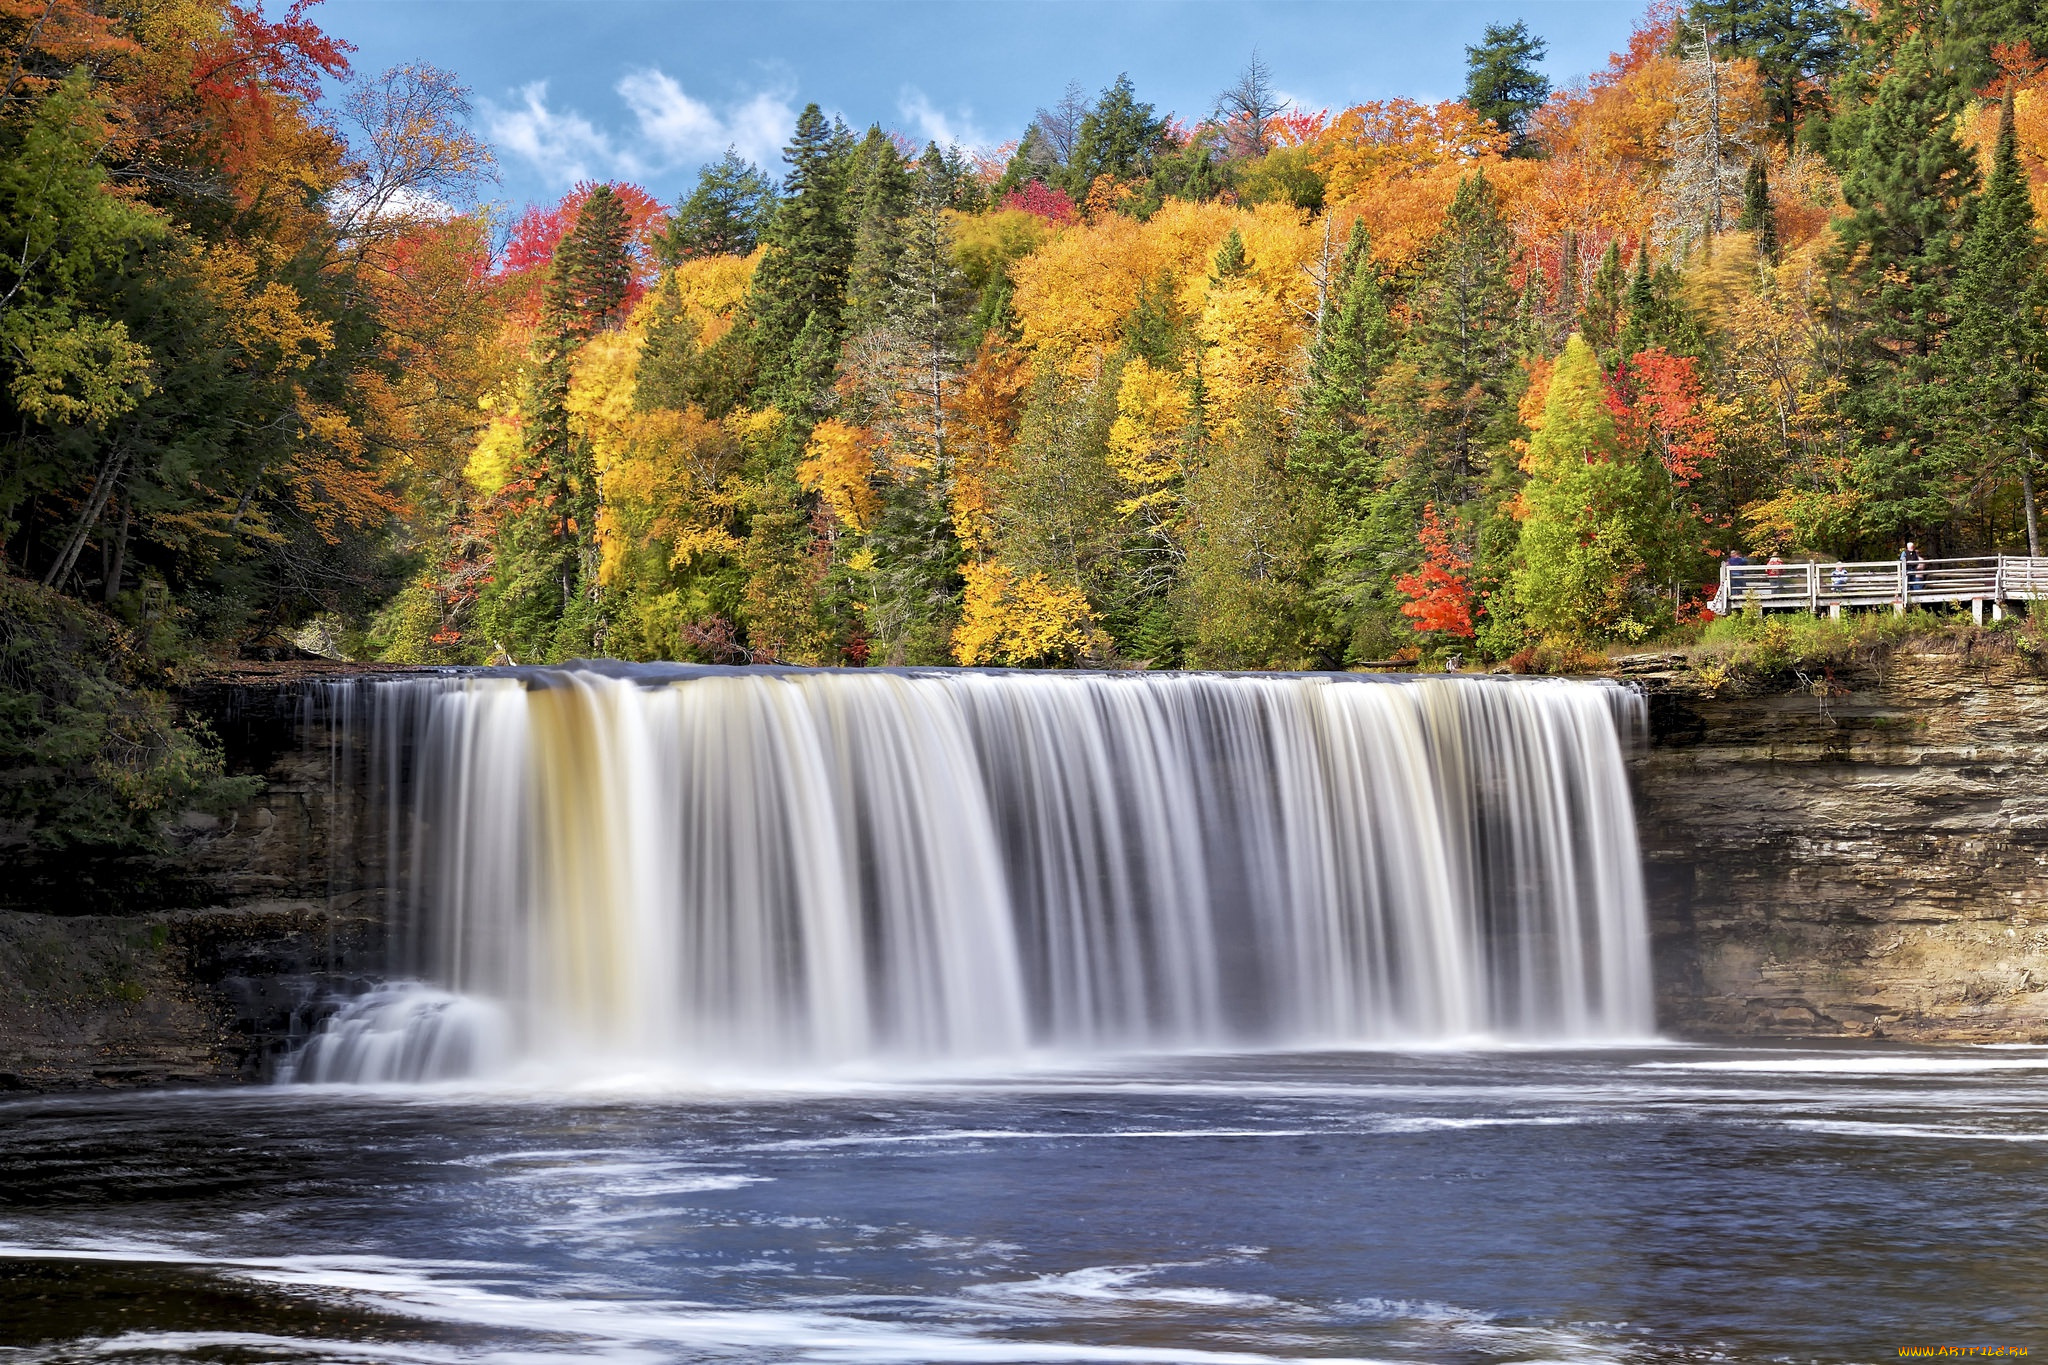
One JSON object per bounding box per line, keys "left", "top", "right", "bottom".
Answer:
{"left": 103, "top": 496, "right": 131, "bottom": 603}
{"left": 2024, "top": 438, "right": 2041, "bottom": 558}
{"left": 42, "top": 447, "right": 128, "bottom": 591}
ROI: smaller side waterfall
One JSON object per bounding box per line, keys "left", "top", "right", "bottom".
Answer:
{"left": 294, "top": 669, "right": 1653, "bottom": 1081}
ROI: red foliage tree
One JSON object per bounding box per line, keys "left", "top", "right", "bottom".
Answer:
{"left": 1605, "top": 346, "right": 1715, "bottom": 483}
{"left": 1396, "top": 503, "right": 1475, "bottom": 637}
{"left": 1002, "top": 180, "right": 1077, "bottom": 225}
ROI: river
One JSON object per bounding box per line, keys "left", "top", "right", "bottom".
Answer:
{"left": 5, "top": 1042, "right": 2043, "bottom": 1363}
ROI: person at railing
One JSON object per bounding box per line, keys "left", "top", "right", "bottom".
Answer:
{"left": 1901, "top": 541, "right": 1926, "bottom": 595}
{"left": 1830, "top": 563, "right": 1848, "bottom": 592}
{"left": 1766, "top": 555, "right": 1784, "bottom": 578}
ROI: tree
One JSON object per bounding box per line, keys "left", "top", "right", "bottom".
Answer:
{"left": 844, "top": 126, "right": 913, "bottom": 334}
{"left": 1942, "top": 85, "right": 2048, "bottom": 553}
{"left": 1396, "top": 504, "right": 1475, "bottom": 636}
{"left": 1738, "top": 155, "right": 1780, "bottom": 262}
{"left": 658, "top": 148, "right": 776, "bottom": 263}
{"left": 1513, "top": 334, "right": 1654, "bottom": 641}
{"left": 1836, "top": 36, "right": 1979, "bottom": 541}
{"left": 747, "top": 103, "right": 855, "bottom": 409}
{"left": 1463, "top": 20, "right": 1552, "bottom": 156}
{"left": 1579, "top": 239, "right": 1629, "bottom": 362}
{"left": 1067, "top": 74, "right": 1170, "bottom": 196}
{"left": 1659, "top": 24, "right": 1761, "bottom": 258}
{"left": 1690, "top": 0, "right": 1852, "bottom": 147}
{"left": 1216, "top": 51, "right": 1290, "bottom": 160}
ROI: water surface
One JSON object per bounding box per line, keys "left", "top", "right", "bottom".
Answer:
{"left": 4, "top": 1044, "right": 2043, "bottom": 1363}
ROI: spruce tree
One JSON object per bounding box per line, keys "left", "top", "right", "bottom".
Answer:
{"left": 1291, "top": 222, "right": 1396, "bottom": 520}
{"left": 1942, "top": 85, "right": 2048, "bottom": 553}
{"left": 748, "top": 104, "right": 856, "bottom": 411}
{"left": 487, "top": 186, "right": 635, "bottom": 660}
{"left": 1463, "top": 20, "right": 1552, "bottom": 156}
{"left": 864, "top": 144, "right": 976, "bottom": 662}
{"left": 844, "top": 127, "right": 913, "bottom": 334}
{"left": 1837, "top": 37, "right": 1980, "bottom": 540}
{"left": 658, "top": 148, "right": 776, "bottom": 264}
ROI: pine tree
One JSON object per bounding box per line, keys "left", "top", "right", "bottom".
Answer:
{"left": 1689, "top": 0, "right": 1852, "bottom": 148}
{"left": 1292, "top": 222, "right": 1396, "bottom": 517}
{"left": 1738, "top": 155, "right": 1780, "bottom": 262}
{"left": 657, "top": 148, "right": 777, "bottom": 264}
{"left": 748, "top": 103, "right": 856, "bottom": 411}
{"left": 860, "top": 144, "right": 977, "bottom": 662}
{"left": 1215, "top": 51, "right": 1289, "bottom": 160}
{"left": 485, "top": 186, "right": 635, "bottom": 660}
{"left": 1942, "top": 85, "right": 2048, "bottom": 553}
{"left": 1462, "top": 20, "right": 1552, "bottom": 156}
{"left": 1616, "top": 251, "right": 1710, "bottom": 360}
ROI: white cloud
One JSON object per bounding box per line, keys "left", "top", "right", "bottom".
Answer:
{"left": 482, "top": 71, "right": 797, "bottom": 192}
{"left": 896, "top": 87, "right": 989, "bottom": 152}
{"left": 481, "top": 81, "right": 623, "bottom": 188}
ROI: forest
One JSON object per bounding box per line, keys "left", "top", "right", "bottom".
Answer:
{"left": 8, "top": 0, "right": 2048, "bottom": 886}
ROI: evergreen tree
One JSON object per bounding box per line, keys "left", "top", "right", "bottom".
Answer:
{"left": 1463, "top": 21, "right": 1552, "bottom": 156}
{"left": 1942, "top": 86, "right": 2048, "bottom": 553}
{"left": 1397, "top": 173, "right": 1523, "bottom": 502}
{"left": 485, "top": 186, "right": 635, "bottom": 660}
{"left": 657, "top": 148, "right": 777, "bottom": 264}
{"left": 844, "top": 126, "right": 913, "bottom": 334}
{"left": 1067, "top": 74, "right": 1170, "bottom": 194}
{"left": 1836, "top": 37, "right": 1980, "bottom": 540}
{"left": 1738, "top": 155, "right": 1780, "bottom": 262}
{"left": 864, "top": 144, "right": 977, "bottom": 662}
{"left": 1579, "top": 240, "right": 1628, "bottom": 362}
{"left": 748, "top": 103, "right": 856, "bottom": 411}
{"left": 1616, "top": 251, "right": 1710, "bottom": 359}
{"left": 1690, "top": 0, "right": 1852, "bottom": 147}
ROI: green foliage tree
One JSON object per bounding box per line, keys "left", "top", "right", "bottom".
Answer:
{"left": 1463, "top": 21, "right": 1552, "bottom": 156}
{"left": 657, "top": 148, "right": 777, "bottom": 263}
{"left": 1513, "top": 334, "right": 1655, "bottom": 641}
{"left": 1835, "top": 36, "right": 1980, "bottom": 541}
{"left": 748, "top": 103, "right": 856, "bottom": 411}
{"left": 1941, "top": 86, "right": 2048, "bottom": 554}
{"left": 1691, "top": 0, "right": 1852, "bottom": 147}
{"left": 1066, "top": 74, "right": 1170, "bottom": 194}
{"left": 1738, "top": 155, "right": 1781, "bottom": 261}
{"left": 1579, "top": 240, "right": 1629, "bottom": 362}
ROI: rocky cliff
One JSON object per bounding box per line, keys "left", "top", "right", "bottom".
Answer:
{"left": 1630, "top": 636, "right": 2048, "bottom": 1041}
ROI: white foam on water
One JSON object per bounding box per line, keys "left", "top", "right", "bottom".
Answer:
{"left": 1636, "top": 1055, "right": 2048, "bottom": 1076}
{"left": 0, "top": 1241, "right": 1400, "bottom": 1365}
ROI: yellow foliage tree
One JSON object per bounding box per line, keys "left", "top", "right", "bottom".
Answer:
{"left": 951, "top": 561, "right": 1098, "bottom": 666}
{"left": 798, "top": 417, "right": 882, "bottom": 532}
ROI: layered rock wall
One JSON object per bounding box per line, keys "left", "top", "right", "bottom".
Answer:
{"left": 1632, "top": 641, "right": 2048, "bottom": 1040}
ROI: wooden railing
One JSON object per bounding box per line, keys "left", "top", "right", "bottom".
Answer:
{"left": 1712, "top": 555, "right": 2048, "bottom": 619}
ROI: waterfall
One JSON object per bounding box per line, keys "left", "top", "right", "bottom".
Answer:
{"left": 297, "top": 668, "right": 1653, "bottom": 1080}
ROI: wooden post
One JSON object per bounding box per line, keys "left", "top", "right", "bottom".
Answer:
{"left": 1830, "top": 603, "right": 1842, "bottom": 620}
{"left": 1973, "top": 597, "right": 1985, "bottom": 625}
{"left": 1993, "top": 601, "right": 2006, "bottom": 622}
{"left": 1807, "top": 562, "right": 1819, "bottom": 614}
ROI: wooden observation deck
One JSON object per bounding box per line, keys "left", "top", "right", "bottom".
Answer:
{"left": 1712, "top": 555, "right": 2048, "bottom": 622}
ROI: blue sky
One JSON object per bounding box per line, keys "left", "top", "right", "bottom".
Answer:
{"left": 322, "top": 0, "right": 1647, "bottom": 213}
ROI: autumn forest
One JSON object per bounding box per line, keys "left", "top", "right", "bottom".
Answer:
{"left": 9, "top": 0, "right": 2048, "bottom": 712}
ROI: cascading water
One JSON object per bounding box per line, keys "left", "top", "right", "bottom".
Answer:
{"left": 294, "top": 668, "right": 1653, "bottom": 1081}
